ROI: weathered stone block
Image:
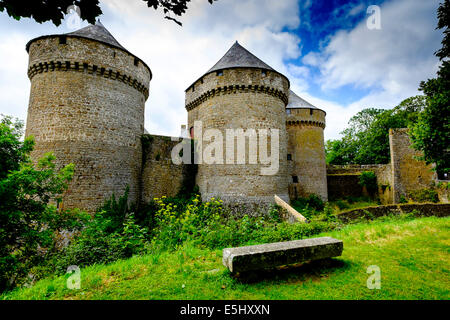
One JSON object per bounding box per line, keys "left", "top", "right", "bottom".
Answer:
{"left": 222, "top": 237, "right": 343, "bottom": 273}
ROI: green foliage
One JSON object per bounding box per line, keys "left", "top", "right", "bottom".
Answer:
{"left": 0, "top": 116, "right": 34, "bottom": 180}
{"left": 410, "top": 1, "right": 450, "bottom": 175}
{"left": 0, "top": 116, "right": 84, "bottom": 291}
{"left": 407, "top": 189, "right": 439, "bottom": 203}
{"left": 268, "top": 205, "right": 283, "bottom": 223}
{"left": 149, "top": 195, "right": 336, "bottom": 250}
{"left": 96, "top": 187, "right": 131, "bottom": 232}
{"left": 292, "top": 195, "right": 325, "bottom": 213}
{"left": 435, "top": 0, "right": 450, "bottom": 61}
{"left": 359, "top": 171, "right": 378, "bottom": 194}
{"left": 410, "top": 61, "right": 450, "bottom": 174}
{"left": 4, "top": 216, "right": 449, "bottom": 300}
{"left": 322, "top": 203, "right": 336, "bottom": 221}
{"left": 399, "top": 195, "right": 408, "bottom": 204}
{"left": 52, "top": 212, "right": 149, "bottom": 274}
{"left": 0, "top": 0, "right": 218, "bottom": 26}
{"left": 151, "top": 195, "right": 224, "bottom": 249}
{"left": 335, "top": 200, "right": 350, "bottom": 210}
{"left": 326, "top": 97, "right": 426, "bottom": 165}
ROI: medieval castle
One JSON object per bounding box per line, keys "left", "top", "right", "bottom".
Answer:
{"left": 24, "top": 22, "right": 440, "bottom": 213}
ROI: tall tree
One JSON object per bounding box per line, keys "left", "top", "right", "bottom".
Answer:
{"left": 326, "top": 96, "right": 426, "bottom": 165}
{"left": 410, "top": 0, "right": 450, "bottom": 176}
{"left": 0, "top": 0, "right": 217, "bottom": 26}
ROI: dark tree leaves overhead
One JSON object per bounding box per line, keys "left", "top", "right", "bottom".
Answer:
{"left": 0, "top": 0, "right": 102, "bottom": 26}
{"left": 144, "top": 0, "right": 217, "bottom": 26}
{"left": 0, "top": 0, "right": 217, "bottom": 26}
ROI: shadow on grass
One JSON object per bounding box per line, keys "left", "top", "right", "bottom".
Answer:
{"left": 231, "top": 258, "right": 352, "bottom": 284}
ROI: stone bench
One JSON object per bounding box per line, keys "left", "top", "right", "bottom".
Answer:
{"left": 222, "top": 237, "right": 343, "bottom": 273}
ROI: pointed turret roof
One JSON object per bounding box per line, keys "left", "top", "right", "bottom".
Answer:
{"left": 186, "top": 41, "right": 289, "bottom": 91}
{"left": 66, "top": 20, "right": 126, "bottom": 51}
{"left": 287, "top": 90, "right": 320, "bottom": 110}
{"left": 207, "top": 41, "right": 276, "bottom": 74}
{"left": 26, "top": 21, "right": 151, "bottom": 76}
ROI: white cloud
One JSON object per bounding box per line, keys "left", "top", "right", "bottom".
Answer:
{"left": 0, "top": 0, "right": 442, "bottom": 142}
{"left": 101, "top": 0, "right": 302, "bottom": 136}
{"left": 0, "top": 33, "right": 30, "bottom": 121}
{"left": 303, "top": 0, "right": 442, "bottom": 139}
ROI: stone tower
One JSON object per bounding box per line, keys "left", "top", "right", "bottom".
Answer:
{"left": 25, "top": 21, "right": 152, "bottom": 212}
{"left": 286, "top": 90, "right": 328, "bottom": 201}
{"left": 185, "top": 41, "right": 290, "bottom": 208}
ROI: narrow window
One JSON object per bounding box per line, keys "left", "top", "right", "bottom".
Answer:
{"left": 310, "top": 109, "right": 314, "bottom": 116}
{"left": 216, "top": 70, "right": 223, "bottom": 76}
{"left": 286, "top": 109, "right": 291, "bottom": 115}
{"left": 262, "top": 69, "right": 267, "bottom": 76}
{"left": 134, "top": 57, "right": 139, "bottom": 66}
{"left": 287, "top": 154, "right": 292, "bottom": 161}
{"left": 292, "top": 176, "right": 299, "bottom": 183}
{"left": 59, "top": 36, "right": 67, "bottom": 44}
{"left": 200, "top": 78, "right": 204, "bottom": 84}
{"left": 192, "top": 85, "right": 195, "bottom": 92}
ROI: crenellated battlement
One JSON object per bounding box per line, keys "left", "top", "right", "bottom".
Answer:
{"left": 27, "top": 60, "right": 149, "bottom": 99}
{"left": 286, "top": 119, "right": 326, "bottom": 129}
{"left": 186, "top": 84, "right": 288, "bottom": 111}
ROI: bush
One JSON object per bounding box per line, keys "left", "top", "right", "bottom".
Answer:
{"left": 52, "top": 212, "right": 149, "bottom": 274}
{"left": 408, "top": 189, "right": 439, "bottom": 203}
{"left": 292, "top": 195, "right": 325, "bottom": 213}
{"left": 149, "top": 195, "right": 339, "bottom": 251}
{"left": 359, "top": 171, "right": 378, "bottom": 194}
{"left": 151, "top": 195, "right": 224, "bottom": 249}
{"left": 335, "top": 200, "right": 350, "bottom": 210}
{"left": 0, "top": 116, "right": 84, "bottom": 292}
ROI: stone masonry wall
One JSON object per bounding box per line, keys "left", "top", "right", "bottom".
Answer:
{"left": 141, "top": 135, "right": 188, "bottom": 202}
{"left": 326, "top": 129, "right": 437, "bottom": 204}
{"left": 389, "top": 128, "right": 436, "bottom": 203}
{"left": 326, "top": 164, "right": 392, "bottom": 203}
{"left": 186, "top": 68, "right": 290, "bottom": 206}
{"left": 287, "top": 108, "right": 327, "bottom": 201}
{"left": 26, "top": 36, "right": 151, "bottom": 212}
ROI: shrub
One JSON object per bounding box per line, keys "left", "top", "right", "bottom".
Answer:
{"left": 52, "top": 212, "right": 149, "bottom": 275}
{"left": 359, "top": 171, "right": 378, "bottom": 194}
{"left": 292, "top": 194, "right": 325, "bottom": 213}
{"left": 151, "top": 195, "right": 223, "bottom": 249}
{"left": 408, "top": 189, "right": 439, "bottom": 203}
{"left": 335, "top": 200, "right": 350, "bottom": 210}
{"left": 0, "top": 116, "right": 84, "bottom": 292}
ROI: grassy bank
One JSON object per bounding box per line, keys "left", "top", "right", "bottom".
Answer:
{"left": 3, "top": 215, "right": 449, "bottom": 300}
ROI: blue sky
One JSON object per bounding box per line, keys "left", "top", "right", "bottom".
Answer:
{"left": 0, "top": 0, "right": 443, "bottom": 140}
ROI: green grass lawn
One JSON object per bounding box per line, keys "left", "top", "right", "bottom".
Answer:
{"left": 2, "top": 216, "right": 449, "bottom": 300}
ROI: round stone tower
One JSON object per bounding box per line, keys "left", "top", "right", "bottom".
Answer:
{"left": 25, "top": 21, "right": 152, "bottom": 212}
{"left": 185, "top": 41, "right": 290, "bottom": 208}
{"left": 286, "top": 90, "right": 328, "bottom": 201}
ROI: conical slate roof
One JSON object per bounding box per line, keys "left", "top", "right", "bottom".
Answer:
{"left": 26, "top": 21, "right": 151, "bottom": 76}
{"left": 287, "top": 90, "right": 318, "bottom": 109}
{"left": 187, "top": 41, "right": 289, "bottom": 91}
{"left": 207, "top": 41, "right": 276, "bottom": 74}
{"left": 66, "top": 20, "right": 126, "bottom": 51}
